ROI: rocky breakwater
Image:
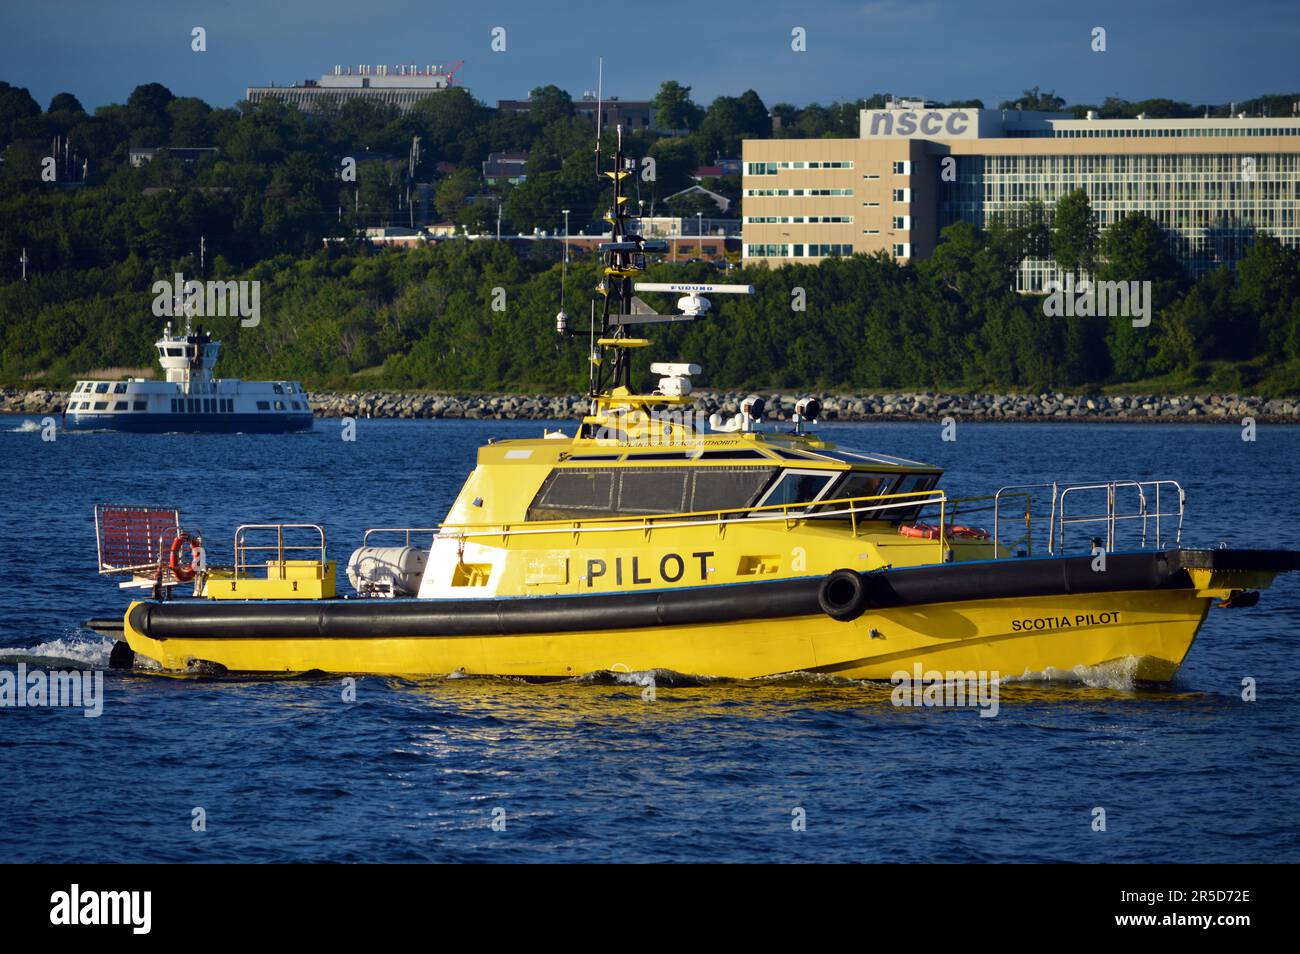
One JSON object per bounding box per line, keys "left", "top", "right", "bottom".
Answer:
{"left": 0, "top": 389, "right": 65, "bottom": 415}
{"left": 305, "top": 390, "right": 1300, "bottom": 423}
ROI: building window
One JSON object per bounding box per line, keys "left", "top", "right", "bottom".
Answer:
{"left": 744, "top": 244, "right": 790, "bottom": 258}
{"left": 892, "top": 216, "right": 910, "bottom": 230}
{"left": 892, "top": 161, "right": 912, "bottom": 175}
{"left": 893, "top": 243, "right": 912, "bottom": 258}
{"left": 892, "top": 188, "right": 911, "bottom": 202}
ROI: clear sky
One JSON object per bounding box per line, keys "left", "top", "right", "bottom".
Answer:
{"left": 1, "top": 0, "right": 1297, "bottom": 112}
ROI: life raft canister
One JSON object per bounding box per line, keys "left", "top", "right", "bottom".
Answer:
{"left": 169, "top": 532, "right": 200, "bottom": 582}
{"left": 898, "top": 523, "right": 989, "bottom": 540}
{"left": 818, "top": 568, "right": 870, "bottom": 622}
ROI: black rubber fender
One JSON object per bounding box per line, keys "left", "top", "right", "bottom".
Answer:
{"left": 818, "top": 568, "right": 869, "bottom": 622}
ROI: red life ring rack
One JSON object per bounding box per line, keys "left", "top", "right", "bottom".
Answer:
{"left": 169, "top": 532, "right": 200, "bottom": 582}
{"left": 898, "top": 523, "right": 989, "bottom": 540}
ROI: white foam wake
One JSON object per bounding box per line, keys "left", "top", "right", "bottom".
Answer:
{"left": 0, "top": 632, "right": 115, "bottom": 669}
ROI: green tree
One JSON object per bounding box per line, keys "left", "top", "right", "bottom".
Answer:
{"left": 650, "top": 81, "right": 704, "bottom": 132}
{"left": 1051, "top": 188, "right": 1098, "bottom": 278}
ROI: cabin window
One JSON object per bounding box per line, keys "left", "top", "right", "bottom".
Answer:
{"left": 113, "top": 401, "right": 128, "bottom": 411}
{"left": 133, "top": 400, "right": 147, "bottom": 411}
{"left": 689, "top": 468, "right": 779, "bottom": 513}
{"left": 93, "top": 402, "right": 107, "bottom": 410}
{"left": 203, "top": 399, "right": 212, "bottom": 413}
{"left": 617, "top": 469, "right": 690, "bottom": 515}
{"left": 187, "top": 398, "right": 198, "bottom": 413}
{"left": 95, "top": 383, "right": 109, "bottom": 393}
{"left": 890, "top": 473, "right": 940, "bottom": 522}
{"left": 114, "top": 383, "right": 127, "bottom": 393}
{"left": 755, "top": 470, "right": 836, "bottom": 512}
{"left": 256, "top": 401, "right": 270, "bottom": 411}
{"left": 166, "top": 348, "right": 182, "bottom": 357}
{"left": 527, "top": 466, "right": 778, "bottom": 521}
{"left": 272, "top": 384, "right": 284, "bottom": 394}
{"left": 814, "top": 471, "right": 897, "bottom": 517}
{"left": 528, "top": 469, "right": 617, "bottom": 519}
{"left": 274, "top": 400, "right": 286, "bottom": 411}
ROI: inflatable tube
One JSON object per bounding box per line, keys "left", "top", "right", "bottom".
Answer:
{"left": 126, "top": 548, "right": 1299, "bottom": 643}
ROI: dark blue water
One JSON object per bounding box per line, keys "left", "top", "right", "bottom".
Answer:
{"left": 2, "top": 416, "right": 1298, "bottom": 862}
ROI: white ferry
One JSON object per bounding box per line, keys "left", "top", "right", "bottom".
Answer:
{"left": 63, "top": 318, "right": 313, "bottom": 433}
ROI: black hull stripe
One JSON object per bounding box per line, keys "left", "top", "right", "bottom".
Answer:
{"left": 128, "top": 548, "right": 1300, "bottom": 641}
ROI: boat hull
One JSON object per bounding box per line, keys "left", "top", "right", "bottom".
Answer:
{"left": 122, "top": 588, "right": 1208, "bottom": 682}
{"left": 63, "top": 412, "right": 313, "bottom": 433}
{"left": 118, "top": 549, "right": 1297, "bottom": 681}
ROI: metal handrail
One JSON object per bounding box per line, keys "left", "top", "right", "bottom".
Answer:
{"left": 362, "top": 527, "right": 442, "bottom": 548}
{"left": 430, "top": 489, "right": 951, "bottom": 560}
{"left": 1056, "top": 479, "right": 1185, "bottom": 552}
{"left": 233, "top": 523, "right": 327, "bottom": 581}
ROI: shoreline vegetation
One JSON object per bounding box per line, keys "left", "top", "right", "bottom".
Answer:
{"left": 4, "top": 84, "right": 1300, "bottom": 403}
{"left": 7, "top": 388, "right": 1297, "bottom": 423}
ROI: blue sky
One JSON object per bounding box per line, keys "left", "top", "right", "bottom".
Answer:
{"left": 1, "top": 0, "right": 1297, "bottom": 112}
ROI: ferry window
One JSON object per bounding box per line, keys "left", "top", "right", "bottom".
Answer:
{"left": 274, "top": 400, "right": 285, "bottom": 411}
{"left": 157, "top": 347, "right": 166, "bottom": 358}
{"left": 617, "top": 468, "right": 690, "bottom": 515}
{"left": 166, "top": 348, "right": 182, "bottom": 357}
{"left": 272, "top": 384, "right": 284, "bottom": 394}
{"left": 114, "top": 383, "right": 127, "bottom": 393}
{"left": 133, "top": 401, "right": 147, "bottom": 411}
{"left": 528, "top": 469, "right": 616, "bottom": 519}
{"left": 293, "top": 401, "right": 304, "bottom": 410}
{"left": 756, "top": 470, "right": 836, "bottom": 511}
{"left": 256, "top": 401, "right": 270, "bottom": 411}
{"left": 690, "top": 467, "right": 778, "bottom": 513}
{"left": 95, "top": 383, "right": 109, "bottom": 393}
{"left": 187, "top": 399, "right": 198, "bottom": 413}
{"left": 203, "top": 399, "right": 213, "bottom": 413}
{"left": 114, "top": 401, "right": 128, "bottom": 411}
{"left": 170, "top": 399, "right": 179, "bottom": 412}
{"left": 93, "top": 402, "right": 107, "bottom": 410}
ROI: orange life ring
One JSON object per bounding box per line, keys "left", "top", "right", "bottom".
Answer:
{"left": 169, "top": 532, "right": 198, "bottom": 582}
{"left": 898, "top": 523, "right": 941, "bottom": 539}
{"left": 898, "top": 523, "right": 989, "bottom": 540}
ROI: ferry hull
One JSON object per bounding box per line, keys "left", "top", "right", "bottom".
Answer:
{"left": 118, "top": 549, "right": 1296, "bottom": 682}
{"left": 63, "top": 412, "right": 313, "bottom": 434}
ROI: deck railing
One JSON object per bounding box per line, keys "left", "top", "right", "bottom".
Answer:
{"left": 233, "top": 524, "right": 328, "bottom": 581}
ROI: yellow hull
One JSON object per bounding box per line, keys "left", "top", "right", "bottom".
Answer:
{"left": 123, "top": 588, "right": 1210, "bottom": 683}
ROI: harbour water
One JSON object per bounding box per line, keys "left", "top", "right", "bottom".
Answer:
{"left": 1, "top": 418, "right": 1297, "bottom": 862}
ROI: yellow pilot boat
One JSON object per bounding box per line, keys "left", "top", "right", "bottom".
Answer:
{"left": 91, "top": 127, "right": 1299, "bottom": 683}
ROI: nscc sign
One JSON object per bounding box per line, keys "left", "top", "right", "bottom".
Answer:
{"left": 861, "top": 108, "right": 980, "bottom": 139}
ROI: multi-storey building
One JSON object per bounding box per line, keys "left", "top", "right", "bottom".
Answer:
{"left": 742, "top": 99, "right": 1300, "bottom": 289}
{"left": 247, "top": 63, "right": 462, "bottom": 114}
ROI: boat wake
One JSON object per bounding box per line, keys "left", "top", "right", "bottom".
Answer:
{"left": 6, "top": 420, "right": 44, "bottom": 433}
{"left": 0, "top": 632, "right": 114, "bottom": 669}
{"left": 999, "top": 656, "right": 1147, "bottom": 691}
